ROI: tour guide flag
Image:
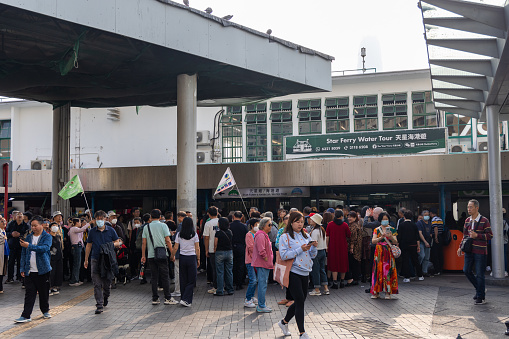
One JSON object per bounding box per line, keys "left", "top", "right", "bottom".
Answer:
{"left": 58, "top": 175, "right": 84, "bottom": 200}
{"left": 214, "top": 167, "right": 236, "bottom": 196}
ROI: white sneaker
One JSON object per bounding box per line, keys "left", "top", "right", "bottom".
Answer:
{"left": 179, "top": 300, "right": 191, "bottom": 307}
{"left": 403, "top": 278, "right": 410, "bottom": 283}
{"left": 164, "top": 298, "right": 179, "bottom": 305}
{"left": 309, "top": 290, "right": 322, "bottom": 296}
{"left": 171, "top": 292, "right": 181, "bottom": 297}
{"left": 244, "top": 299, "right": 256, "bottom": 308}
{"left": 299, "top": 333, "right": 311, "bottom": 339}
{"left": 157, "top": 287, "right": 164, "bottom": 291}
{"left": 251, "top": 297, "right": 258, "bottom": 304}
{"left": 207, "top": 288, "right": 217, "bottom": 294}
{"left": 278, "top": 320, "right": 291, "bottom": 336}
{"left": 418, "top": 276, "right": 424, "bottom": 281}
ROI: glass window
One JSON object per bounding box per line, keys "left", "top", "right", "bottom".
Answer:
{"left": 446, "top": 113, "right": 471, "bottom": 137}
{"left": 353, "top": 95, "right": 378, "bottom": 131}
{"left": 325, "top": 108, "right": 350, "bottom": 133}
{"left": 412, "top": 91, "right": 437, "bottom": 128}
{"left": 222, "top": 110, "right": 242, "bottom": 163}
{"left": 246, "top": 119, "right": 267, "bottom": 162}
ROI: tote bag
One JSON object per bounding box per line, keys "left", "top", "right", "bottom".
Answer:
{"left": 274, "top": 248, "right": 294, "bottom": 288}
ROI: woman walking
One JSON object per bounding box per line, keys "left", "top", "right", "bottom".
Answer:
{"left": 252, "top": 217, "right": 274, "bottom": 313}
{"left": 244, "top": 218, "right": 259, "bottom": 308}
{"left": 371, "top": 212, "right": 399, "bottom": 299}
{"left": 326, "top": 210, "right": 351, "bottom": 289}
{"left": 49, "top": 222, "right": 63, "bottom": 295}
{"left": 346, "top": 211, "right": 363, "bottom": 286}
{"left": 171, "top": 217, "right": 199, "bottom": 307}
{"left": 276, "top": 214, "right": 294, "bottom": 307}
{"left": 214, "top": 217, "right": 234, "bottom": 296}
{"left": 309, "top": 214, "right": 329, "bottom": 296}
{"left": 277, "top": 211, "right": 317, "bottom": 339}
{"left": 0, "top": 217, "right": 7, "bottom": 293}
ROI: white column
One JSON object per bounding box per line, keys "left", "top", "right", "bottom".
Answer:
{"left": 486, "top": 105, "right": 504, "bottom": 279}
{"left": 177, "top": 74, "right": 197, "bottom": 221}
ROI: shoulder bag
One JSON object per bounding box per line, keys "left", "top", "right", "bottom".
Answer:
{"left": 147, "top": 224, "right": 167, "bottom": 260}
{"left": 460, "top": 217, "right": 479, "bottom": 253}
{"left": 274, "top": 234, "right": 295, "bottom": 288}
{"left": 380, "top": 227, "right": 401, "bottom": 258}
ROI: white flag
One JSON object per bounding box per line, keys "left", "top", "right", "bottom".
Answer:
{"left": 214, "top": 167, "right": 237, "bottom": 196}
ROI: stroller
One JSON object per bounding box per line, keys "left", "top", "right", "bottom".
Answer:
{"left": 115, "top": 244, "right": 130, "bottom": 286}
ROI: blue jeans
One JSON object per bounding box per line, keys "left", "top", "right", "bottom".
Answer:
{"left": 215, "top": 250, "right": 233, "bottom": 295}
{"left": 418, "top": 243, "right": 431, "bottom": 274}
{"left": 463, "top": 252, "right": 487, "bottom": 299}
{"left": 311, "top": 249, "right": 327, "bottom": 287}
{"left": 70, "top": 244, "right": 82, "bottom": 284}
{"left": 256, "top": 267, "right": 270, "bottom": 308}
{"left": 245, "top": 263, "right": 257, "bottom": 301}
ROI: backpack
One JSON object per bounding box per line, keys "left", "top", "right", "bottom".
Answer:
{"left": 135, "top": 224, "right": 146, "bottom": 250}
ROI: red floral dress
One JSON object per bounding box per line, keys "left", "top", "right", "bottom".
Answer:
{"left": 370, "top": 226, "right": 398, "bottom": 295}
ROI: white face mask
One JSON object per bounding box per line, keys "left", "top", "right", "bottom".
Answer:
{"left": 134, "top": 223, "right": 141, "bottom": 228}
{"left": 111, "top": 219, "right": 117, "bottom": 225}
{"left": 253, "top": 227, "right": 259, "bottom": 232}
{"left": 51, "top": 226, "right": 59, "bottom": 233}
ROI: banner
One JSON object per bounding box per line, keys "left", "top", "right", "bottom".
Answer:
{"left": 214, "top": 167, "right": 237, "bottom": 196}
{"left": 219, "top": 187, "right": 310, "bottom": 199}
{"left": 284, "top": 128, "right": 446, "bottom": 160}
{"left": 58, "top": 174, "right": 84, "bottom": 200}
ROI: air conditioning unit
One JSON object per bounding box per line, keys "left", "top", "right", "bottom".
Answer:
{"left": 107, "top": 108, "right": 120, "bottom": 121}
{"left": 197, "top": 130, "right": 211, "bottom": 146}
{"left": 31, "top": 160, "right": 52, "bottom": 170}
{"left": 478, "top": 141, "right": 488, "bottom": 152}
{"left": 449, "top": 145, "right": 464, "bottom": 153}
{"left": 197, "top": 149, "right": 212, "bottom": 163}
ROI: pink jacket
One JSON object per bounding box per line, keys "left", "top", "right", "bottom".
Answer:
{"left": 245, "top": 231, "right": 256, "bottom": 264}
{"left": 251, "top": 230, "right": 274, "bottom": 269}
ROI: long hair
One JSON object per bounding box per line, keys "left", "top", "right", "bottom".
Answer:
{"left": 311, "top": 219, "right": 325, "bottom": 240}
{"left": 322, "top": 212, "right": 333, "bottom": 228}
{"left": 179, "top": 217, "right": 195, "bottom": 240}
{"left": 285, "top": 211, "right": 308, "bottom": 239}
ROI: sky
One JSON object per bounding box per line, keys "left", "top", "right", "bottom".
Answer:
{"left": 186, "top": 0, "right": 430, "bottom": 73}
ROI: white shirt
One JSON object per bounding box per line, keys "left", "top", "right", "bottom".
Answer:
{"left": 176, "top": 233, "right": 199, "bottom": 256}
{"left": 30, "top": 235, "right": 40, "bottom": 273}
{"left": 311, "top": 228, "right": 327, "bottom": 250}
{"left": 203, "top": 218, "right": 219, "bottom": 253}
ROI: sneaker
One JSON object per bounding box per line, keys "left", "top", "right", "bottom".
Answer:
{"left": 256, "top": 306, "right": 272, "bottom": 313}
{"left": 95, "top": 308, "right": 103, "bottom": 314}
{"left": 5, "top": 279, "right": 14, "bottom": 284}
{"left": 49, "top": 290, "right": 54, "bottom": 296}
{"left": 152, "top": 299, "right": 160, "bottom": 305}
{"left": 52, "top": 289, "right": 60, "bottom": 295}
{"left": 157, "top": 287, "right": 164, "bottom": 291}
{"left": 418, "top": 276, "right": 424, "bottom": 281}
{"left": 14, "top": 316, "right": 31, "bottom": 323}
{"left": 486, "top": 266, "right": 491, "bottom": 272}
{"left": 403, "top": 278, "right": 410, "bottom": 283}
{"left": 179, "top": 300, "right": 191, "bottom": 307}
{"left": 244, "top": 299, "right": 256, "bottom": 308}
{"left": 103, "top": 297, "right": 109, "bottom": 307}
{"left": 300, "top": 333, "right": 311, "bottom": 339}
{"left": 171, "top": 292, "right": 181, "bottom": 297}
{"left": 207, "top": 288, "right": 217, "bottom": 294}
{"left": 475, "top": 298, "right": 486, "bottom": 305}
{"left": 278, "top": 320, "right": 291, "bottom": 336}
{"left": 323, "top": 289, "right": 330, "bottom": 295}
{"left": 78, "top": 281, "right": 84, "bottom": 286}
{"left": 164, "top": 298, "right": 179, "bottom": 305}
{"left": 69, "top": 282, "right": 81, "bottom": 287}
{"left": 251, "top": 297, "right": 258, "bottom": 304}
{"left": 370, "top": 294, "right": 379, "bottom": 299}
{"left": 309, "top": 290, "right": 322, "bottom": 296}
{"left": 43, "top": 312, "right": 51, "bottom": 319}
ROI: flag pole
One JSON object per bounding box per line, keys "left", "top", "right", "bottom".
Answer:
{"left": 235, "top": 184, "right": 250, "bottom": 218}
{"left": 82, "top": 192, "right": 92, "bottom": 219}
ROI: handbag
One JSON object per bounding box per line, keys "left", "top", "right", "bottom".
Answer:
{"left": 390, "top": 244, "right": 401, "bottom": 258}
{"left": 147, "top": 224, "right": 167, "bottom": 260}
{"left": 274, "top": 250, "right": 294, "bottom": 288}
{"left": 460, "top": 237, "right": 473, "bottom": 253}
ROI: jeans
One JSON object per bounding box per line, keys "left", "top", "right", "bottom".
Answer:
{"left": 284, "top": 272, "right": 308, "bottom": 333}
{"left": 463, "top": 252, "right": 487, "bottom": 300}
{"left": 256, "top": 267, "right": 270, "bottom": 308}
{"left": 174, "top": 259, "right": 180, "bottom": 293}
{"left": 311, "top": 249, "right": 327, "bottom": 287}
{"left": 245, "top": 263, "right": 257, "bottom": 301}
{"left": 70, "top": 244, "right": 82, "bottom": 284}
{"left": 179, "top": 255, "right": 197, "bottom": 304}
{"left": 215, "top": 250, "right": 234, "bottom": 295}
{"left": 91, "top": 259, "right": 112, "bottom": 308}
{"left": 418, "top": 243, "right": 431, "bottom": 274}
{"left": 148, "top": 258, "right": 172, "bottom": 301}
{"left": 7, "top": 245, "right": 22, "bottom": 280}
{"left": 21, "top": 272, "right": 50, "bottom": 319}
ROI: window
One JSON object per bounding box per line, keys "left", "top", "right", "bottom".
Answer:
{"left": 353, "top": 95, "right": 378, "bottom": 131}
{"left": 221, "top": 107, "right": 242, "bottom": 163}
{"left": 271, "top": 101, "right": 292, "bottom": 160}
{"left": 446, "top": 113, "right": 472, "bottom": 138}
{"left": 298, "top": 99, "right": 322, "bottom": 135}
{"left": 0, "top": 120, "right": 10, "bottom": 159}
{"left": 412, "top": 91, "right": 437, "bottom": 128}
{"left": 382, "top": 93, "right": 407, "bottom": 130}
{"left": 325, "top": 97, "right": 349, "bottom": 133}
{"left": 246, "top": 108, "right": 267, "bottom": 162}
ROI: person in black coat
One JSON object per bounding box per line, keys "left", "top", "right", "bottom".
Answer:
{"left": 229, "top": 211, "right": 248, "bottom": 290}
{"left": 5, "top": 211, "right": 29, "bottom": 283}
{"left": 397, "top": 210, "right": 424, "bottom": 282}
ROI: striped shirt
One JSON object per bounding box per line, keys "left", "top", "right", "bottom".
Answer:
{"left": 431, "top": 216, "right": 444, "bottom": 235}
{"left": 462, "top": 215, "right": 492, "bottom": 255}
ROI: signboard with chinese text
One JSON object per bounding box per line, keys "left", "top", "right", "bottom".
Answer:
{"left": 217, "top": 187, "right": 310, "bottom": 199}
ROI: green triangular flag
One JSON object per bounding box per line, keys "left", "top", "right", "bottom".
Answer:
{"left": 58, "top": 174, "right": 84, "bottom": 200}
{"left": 136, "top": 106, "right": 141, "bottom": 115}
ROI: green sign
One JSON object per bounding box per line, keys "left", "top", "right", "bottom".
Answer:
{"left": 284, "top": 128, "right": 446, "bottom": 159}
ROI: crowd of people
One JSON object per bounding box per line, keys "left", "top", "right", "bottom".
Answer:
{"left": 0, "top": 199, "right": 497, "bottom": 337}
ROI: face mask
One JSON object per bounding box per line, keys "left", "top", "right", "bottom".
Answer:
{"left": 381, "top": 220, "right": 389, "bottom": 226}
{"left": 111, "top": 219, "right": 117, "bottom": 225}
{"left": 96, "top": 220, "right": 105, "bottom": 228}
{"left": 253, "top": 227, "right": 259, "bottom": 232}
{"left": 134, "top": 223, "right": 141, "bottom": 228}
{"left": 51, "top": 226, "right": 59, "bottom": 233}
{"left": 423, "top": 216, "right": 430, "bottom": 221}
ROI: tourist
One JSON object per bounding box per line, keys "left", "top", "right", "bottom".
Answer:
{"left": 244, "top": 218, "right": 259, "bottom": 308}
{"left": 213, "top": 217, "right": 234, "bottom": 296}
{"left": 370, "top": 212, "right": 398, "bottom": 299}
{"left": 6, "top": 211, "right": 29, "bottom": 283}
{"left": 430, "top": 207, "right": 444, "bottom": 275}
{"left": 346, "top": 211, "right": 363, "bottom": 286}
{"left": 326, "top": 210, "right": 351, "bottom": 289}
{"left": 277, "top": 211, "right": 317, "bottom": 339}
{"left": 397, "top": 210, "right": 424, "bottom": 283}
{"left": 69, "top": 218, "right": 87, "bottom": 286}
{"left": 416, "top": 210, "right": 432, "bottom": 276}
{"left": 203, "top": 206, "right": 219, "bottom": 294}
{"left": 49, "top": 222, "right": 63, "bottom": 295}
{"left": 309, "top": 213, "right": 329, "bottom": 296}
{"left": 252, "top": 217, "right": 274, "bottom": 313}
{"left": 230, "top": 211, "right": 248, "bottom": 290}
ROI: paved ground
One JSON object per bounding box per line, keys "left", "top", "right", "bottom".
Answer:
{"left": 0, "top": 273, "right": 508, "bottom": 339}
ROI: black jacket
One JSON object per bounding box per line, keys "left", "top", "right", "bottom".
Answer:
{"left": 230, "top": 220, "right": 248, "bottom": 247}
{"left": 6, "top": 220, "right": 29, "bottom": 248}
{"left": 99, "top": 242, "right": 119, "bottom": 280}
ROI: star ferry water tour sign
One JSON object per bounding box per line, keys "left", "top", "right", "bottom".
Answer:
{"left": 284, "top": 128, "right": 446, "bottom": 160}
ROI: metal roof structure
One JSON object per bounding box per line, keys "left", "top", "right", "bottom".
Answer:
{"left": 419, "top": 0, "right": 509, "bottom": 120}
{"left": 0, "top": 0, "right": 333, "bottom": 108}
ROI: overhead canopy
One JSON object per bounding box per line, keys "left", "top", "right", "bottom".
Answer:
{"left": 0, "top": 0, "right": 333, "bottom": 108}
{"left": 419, "top": 0, "right": 509, "bottom": 121}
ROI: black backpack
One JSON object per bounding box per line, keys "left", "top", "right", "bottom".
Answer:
{"left": 442, "top": 225, "right": 452, "bottom": 246}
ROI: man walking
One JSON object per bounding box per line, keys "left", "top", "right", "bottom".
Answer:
{"left": 69, "top": 218, "right": 88, "bottom": 286}
{"left": 6, "top": 211, "right": 30, "bottom": 283}
{"left": 203, "top": 206, "right": 219, "bottom": 294}
{"left": 230, "top": 211, "right": 248, "bottom": 290}
{"left": 416, "top": 210, "right": 432, "bottom": 276}
{"left": 430, "top": 208, "right": 444, "bottom": 275}
{"left": 15, "top": 215, "right": 52, "bottom": 323}
{"left": 457, "top": 199, "right": 492, "bottom": 305}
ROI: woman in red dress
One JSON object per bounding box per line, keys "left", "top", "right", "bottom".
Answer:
{"left": 326, "top": 210, "right": 351, "bottom": 289}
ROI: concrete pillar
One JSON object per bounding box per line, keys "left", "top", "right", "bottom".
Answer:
{"left": 51, "top": 103, "right": 71, "bottom": 217}
{"left": 486, "top": 105, "right": 504, "bottom": 279}
{"left": 177, "top": 74, "right": 197, "bottom": 222}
